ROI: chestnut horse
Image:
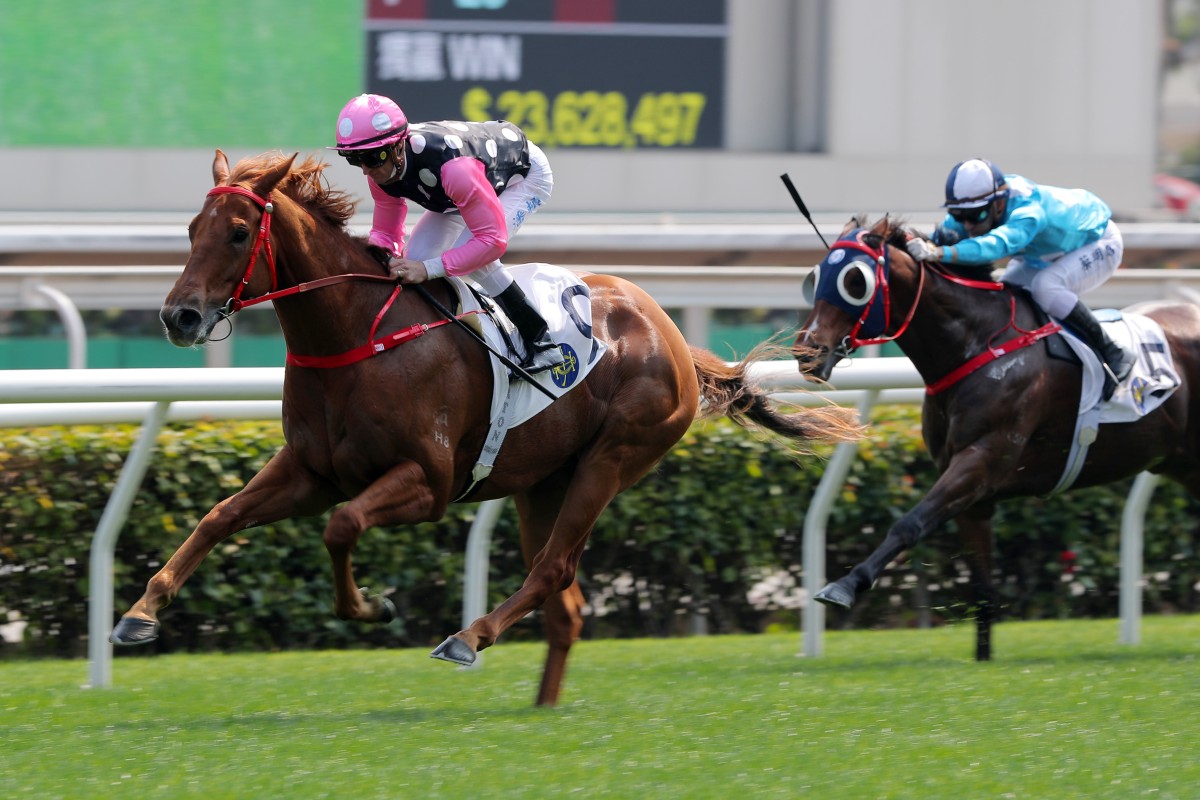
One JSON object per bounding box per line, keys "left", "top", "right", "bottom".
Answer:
{"left": 794, "top": 216, "right": 1200, "bottom": 660}
{"left": 109, "top": 150, "right": 860, "bottom": 706}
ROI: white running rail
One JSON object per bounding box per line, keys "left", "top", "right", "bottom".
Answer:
{"left": 0, "top": 362, "right": 1154, "bottom": 685}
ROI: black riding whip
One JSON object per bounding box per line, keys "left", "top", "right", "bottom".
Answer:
{"left": 780, "top": 173, "right": 830, "bottom": 250}
{"left": 413, "top": 284, "right": 558, "bottom": 401}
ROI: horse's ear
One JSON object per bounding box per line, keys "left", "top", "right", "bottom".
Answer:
{"left": 869, "top": 215, "right": 890, "bottom": 239}
{"left": 839, "top": 217, "right": 859, "bottom": 237}
{"left": 253, "top": 152, "right": 299, "bottom": 197}
{"left": 213, "top": 149, "right": 230, "bottom": 186}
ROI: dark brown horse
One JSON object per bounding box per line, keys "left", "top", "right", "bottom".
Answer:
{"left": 109, "top": 150, "right": 860, "bottom": 706}
{"left": 794, "top": 215, "right": 1200, "bottom": 660}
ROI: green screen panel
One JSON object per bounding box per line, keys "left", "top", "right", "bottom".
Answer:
{"left": 0, "top": 2, "right": 362, "bottom": 147}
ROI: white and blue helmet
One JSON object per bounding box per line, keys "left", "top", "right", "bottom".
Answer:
{"left": 943, "top": 159, "right": 1007, "bottom": 209}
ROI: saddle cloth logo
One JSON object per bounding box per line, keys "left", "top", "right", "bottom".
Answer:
{"left": 548, "top": 343, "right": 581, "bottom": 389}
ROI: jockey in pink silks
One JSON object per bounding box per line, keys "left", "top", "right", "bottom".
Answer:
{"left": 331, "top": 93, "right": 563, "bottom": 370}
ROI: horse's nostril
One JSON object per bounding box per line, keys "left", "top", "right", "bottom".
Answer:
{"left": 177, "top": 309, "right": 202, "bottom": 331}
{"left": 792, "top": 341, "right": 823, "bottom": 365}
{"left": 162, "top": 306, "right": 203, "bottom": 335}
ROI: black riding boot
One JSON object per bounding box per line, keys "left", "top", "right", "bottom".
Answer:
{"left": 1062, "top": 301, "right": 1135, "bottom": 399}
{"left": 493, "top": 282, "right": 565, "bottom": 371}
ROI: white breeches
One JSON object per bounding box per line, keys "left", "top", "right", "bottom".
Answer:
{"left": 406, "top": 142, "right": 553, "bottom": 296}
{"left": 998, "top": 221, "right": 1123, "bottom": 318}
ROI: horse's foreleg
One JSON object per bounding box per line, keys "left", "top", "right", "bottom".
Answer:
{"left": 956, "top": 507, "right": 997, "bottom": 661}
{"left": 111, "top": 446, "right": 336, "bottom": 645}
{"left": 816, "top": 451, "right": 994, "bottom": 611}
{"left": 321, "top": 460, "right": 440, "bottom": 623}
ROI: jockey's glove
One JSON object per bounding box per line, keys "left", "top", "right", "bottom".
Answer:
{"left": 366, "top": 244, "right": 393, "bottom": 268}
{"left": 931, "top": 224, "right": 962, "bottom": 246}
{"left": 906, "top": 238, "right": 942, "bottom": 263}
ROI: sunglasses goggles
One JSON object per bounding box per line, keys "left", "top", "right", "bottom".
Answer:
{"left": 948, "top": 204, "right": 992, "bottom": 225}
{"left": 338, "top": 146, "right": 394, "bottom": 169}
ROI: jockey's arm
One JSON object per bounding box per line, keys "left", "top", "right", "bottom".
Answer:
{"left": 421, "top": 157, "right": 508, "bottom": 280}
{"left": 945, "top": 207, "right": 1043, "bottom": 265}
{"left": 367, "top": 180, "right": 408, "bottom": 259}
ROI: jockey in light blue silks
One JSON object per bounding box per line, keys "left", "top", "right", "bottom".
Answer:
{"left": 906, "top": 158, "right": 1135, "bottom": 397}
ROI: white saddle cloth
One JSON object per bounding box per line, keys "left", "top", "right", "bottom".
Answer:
{"left": 447, "top": 263, "right": 608, "bottom": 498}
{"left": 1063, "top": 311, "right": 1179, "bottom": 422}
{"left": 1050, "top": 311, "right": 1181, "bottom": 494}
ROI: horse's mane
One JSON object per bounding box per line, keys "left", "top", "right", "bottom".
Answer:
{"left": 229, "top": 151, "right": 358, "bottom": 231}
{"left": 852, "top": 214, "right": 998, "bottom": 283}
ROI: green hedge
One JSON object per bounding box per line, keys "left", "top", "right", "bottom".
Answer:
{"left": 2, "top": 410, "right": 1198, "bottom": 658}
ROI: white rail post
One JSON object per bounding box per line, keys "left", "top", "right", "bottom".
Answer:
{"left": 1119, "top": 471, "right": 1159, "bottom": 646}
{"left": 25, "top": 283, "right": 87, "bottom": 369}
{"left": 801, "top": 388, "right": 879, "bottom": 658}
{"left": 86, "top": 400, "right": 170, "bottom": 688}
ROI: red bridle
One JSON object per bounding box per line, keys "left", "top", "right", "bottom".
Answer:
{"left": 207, "top": 185, "right": 279, "bottom": 313}
{"left": 834, "top": 236, "right": 926, "bottom": 349}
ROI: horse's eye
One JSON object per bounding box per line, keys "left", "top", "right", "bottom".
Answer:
{"left": 837, "top": 261, "right": 877, "bottom": 306}
{"left": 231, "top": 226, "right": 250, "bottom": 244}
{"left": 801, "top": 266, "right": 820, "bottom": 306}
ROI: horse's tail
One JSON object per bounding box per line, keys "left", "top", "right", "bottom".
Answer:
{"left": 690, "top": 342, "right": 864, "bottom": 449}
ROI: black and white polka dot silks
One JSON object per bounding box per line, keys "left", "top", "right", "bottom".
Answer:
{"left": 376, "top": 120, "right": 532, "bottom": 213}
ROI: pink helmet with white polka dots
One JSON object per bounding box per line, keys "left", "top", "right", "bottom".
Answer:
{"left": 329, "top": 94, "right": 409, "bottom": 151}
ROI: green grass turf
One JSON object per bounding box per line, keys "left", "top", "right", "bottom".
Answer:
{"left": 3, "top": 616, "right": 1198, "bottom": 799}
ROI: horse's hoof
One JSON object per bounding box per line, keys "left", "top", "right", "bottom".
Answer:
{"left": 358, "top": 587, "right": 397, "bottom": 624}
{"left": 377, "top": 596, "right": 396, "bottom": 624}
{"left": 430, "top": 636, "right": 477, "bottom": 667}
{"left": 110, "top": 616, "right": 159, "bottom": 646}
{"left": 814, "top": 582, "right": 855, "bottom": 609}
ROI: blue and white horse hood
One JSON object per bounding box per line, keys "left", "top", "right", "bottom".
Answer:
{"left": 802, "top": 228, "right": 892, "bottom": 342}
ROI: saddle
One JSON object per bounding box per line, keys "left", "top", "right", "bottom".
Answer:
{"left": 1026, "top": 293, "right": 1182, "bottom": 494}
{"left": 444, "top": 264, "right": 609, "bottom": 501}
{"left": 1031, "top": 300, "right": 1082, "bottom": 367}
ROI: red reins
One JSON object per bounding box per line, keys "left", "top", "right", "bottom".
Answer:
{"left": 909, "top": 258, "right": 1061, "bottom": 396}
{"left": 204, "top": 184, "right": 478, "bottom": 368}
{"left": 834, "top": 233, "right": 1060, "bottom": 394}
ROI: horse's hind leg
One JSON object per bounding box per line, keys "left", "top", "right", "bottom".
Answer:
{"left": 956, "top": 506, "right": 998, "bottom": 661}
{"left": 433, "top": 428, "right": 678, "bottom": 677}
{"left": 432, "top": 477, "right": 589, "bottom": 707}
